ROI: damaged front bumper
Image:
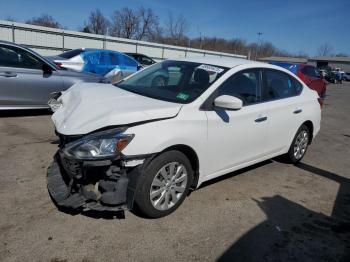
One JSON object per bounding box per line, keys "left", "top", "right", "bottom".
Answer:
{"left": 47, "top": 150, "right": 146, "bottom": 212}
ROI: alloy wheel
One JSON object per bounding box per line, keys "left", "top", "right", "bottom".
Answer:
{"left": 150, "top": 162, "right": 188, "bottom": 211}
{"left": 293, "top": 130, "right": 309, "bottom": 160}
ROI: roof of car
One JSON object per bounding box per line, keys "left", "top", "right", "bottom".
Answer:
{"left": 172, "top": 56, "right": 266, "bottom": 69}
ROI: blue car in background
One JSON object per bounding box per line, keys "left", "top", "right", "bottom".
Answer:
{"left": 46, "top": 48, "right": 140, "bottom": 83}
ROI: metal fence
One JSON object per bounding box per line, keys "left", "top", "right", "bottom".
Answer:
{"left": 0, "top": 20, "right": 246, "bottom": 61}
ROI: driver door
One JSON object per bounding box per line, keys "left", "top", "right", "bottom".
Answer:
{"left": 203, "top": 68, "right": 269, "bottom": 177}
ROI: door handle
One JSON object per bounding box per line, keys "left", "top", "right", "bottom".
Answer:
{"left": 293, "top": 109, "right": 302, "bottom": 114}
{"left": 255, "top": 116, "right": 267, "bottom": 123}
{"left": 0, "top": 72, "right": 17, "bottom": 78}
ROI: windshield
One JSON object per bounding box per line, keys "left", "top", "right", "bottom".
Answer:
{"left": 58, "top": 49, "right": 85, "bottom": 59}
{"left": 116, "top": 60, "right": 228, "bottom": 104}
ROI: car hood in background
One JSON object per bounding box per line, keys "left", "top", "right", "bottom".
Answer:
{"left": 52, "top": 83, "right": 182, "bottom": 135}
{"left": 57, "top": 68, "right": 101, "bottom": 79}
{"left": 45, "top": 55, "right": 67, "bottom": 62}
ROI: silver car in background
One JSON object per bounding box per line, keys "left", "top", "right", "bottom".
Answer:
{"left": 0, "top": 41, "right": 108, "bottom": 110}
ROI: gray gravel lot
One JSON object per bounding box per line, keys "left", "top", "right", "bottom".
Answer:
{"left": 0, "top": 83, "right": 350, "bottom": 262}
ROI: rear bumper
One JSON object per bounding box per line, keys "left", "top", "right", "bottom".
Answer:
{"left": 47, "top": 152, "right": 136, "bottom": 212}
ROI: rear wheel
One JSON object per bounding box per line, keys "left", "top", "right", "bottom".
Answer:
{"left": 133, "top": 150, "right": 193, "bottom": 218}
{"left": 284, "top": 125, "right": 310, "bottom": 163}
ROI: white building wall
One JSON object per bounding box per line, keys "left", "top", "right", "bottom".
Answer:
{"left": 0, "top": 20, "right": 247, "bottom": 60}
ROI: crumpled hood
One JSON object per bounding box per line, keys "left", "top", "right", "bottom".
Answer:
{"left": 52, "top": 83, "right": 182, "bottom": 135}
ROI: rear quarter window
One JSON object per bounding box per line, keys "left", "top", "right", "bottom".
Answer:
{"left": 263, "top": 69, "right": 303, "bottom": 101}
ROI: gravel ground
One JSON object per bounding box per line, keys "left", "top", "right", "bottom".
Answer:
{"left": 0, "top": 83, "right": 349, "bottom": 262}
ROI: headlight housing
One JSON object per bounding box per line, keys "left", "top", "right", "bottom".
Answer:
{"left": 48, "top": 92, "right": 63, "bottom": 112}
{"left": 63, "top": 128, "right": 134, "bottom": 160}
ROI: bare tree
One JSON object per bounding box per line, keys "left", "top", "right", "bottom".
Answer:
{"left": 317, "top": 43, "right": 333, "bottom": 56}
{"left": 110, "top": 8, "right": 139, "bottom": 39}
{"left": 149, "top": 24, "right": 165, "bottom": 43}
{"left": 4, "top": 16, "right": 16, "bottom": 22}
{"left": 136, "top": 7, "right": 159, "bottom": 40}
{"left": 26, "top": 14, "right": 61, "bottom": 28}
{"left": 165, "top": 13, "right": 188, "bottom": 45}
{"left": 86, "top": 9, "right": 109, "bottom": 35}
{"left": 80, "top": 24, "right": 91, "bottom": 33}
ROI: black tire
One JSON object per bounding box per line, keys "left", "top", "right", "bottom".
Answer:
{"left": 133, "top": 150, "right": 193, "bottom": 218}
{"left": 284, "top": 124, "right": 310, "bottom": 164}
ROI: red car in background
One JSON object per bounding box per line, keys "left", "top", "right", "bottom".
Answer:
{"left": 269, "top": 62, "right": 327, "bottom": 99}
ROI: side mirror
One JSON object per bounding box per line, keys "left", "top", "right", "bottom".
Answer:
{"left": 214, "top": 95, "right": 243, "bottom": 110}
{"left": 42, "top": 63, "right": 52, "bottom": 74}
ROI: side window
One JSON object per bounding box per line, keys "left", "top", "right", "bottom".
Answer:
{"left": 215, "top": 69, "right": 261, "bottom": 106}
{"left": 141, "top": 56, "right": 153, "bottom": 66}
{"left": 122, "top": 55, "right": 138, "bottom": 67}
{"left": 263, "top": 69, "right": 301, "bottom": 101}
{"left": 301, "top": 66, "right": 318, "bottom": 78}
{"left": 0, "top": 45, "right": 43, "bottom": 69}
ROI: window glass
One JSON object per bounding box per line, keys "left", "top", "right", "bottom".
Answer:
{"left": 122, "top": 55, "right": 138, "bottom": 67}
{"left": 301, "top": 66, "right": 319, "bottom": 77}
{"left": 141, "top": 56, "right": 154, "bottom": 65}
{"left": 0, "top": 45, "right": 43, "bottom": 69}
{"left": 215, "top": 69, "right": 261, "bottom": 106}
{"left": 58, "top": 49, "right": 84, "bottom": 59}
{"left": 263, "top": 69, "right": 301, "bottom": 101}
{"left": 116, "top": 60, "right": 228, "bottom": 104}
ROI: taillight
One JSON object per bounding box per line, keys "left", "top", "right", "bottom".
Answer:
{"left": 318, "top": 98, "right": 323, "bottom": 108}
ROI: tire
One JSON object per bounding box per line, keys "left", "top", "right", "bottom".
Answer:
{"left": 284, "top": 125, "right": 310, "bottom": 164}
{"left": 133, "top": 150, "right": 193, "bottom": 218}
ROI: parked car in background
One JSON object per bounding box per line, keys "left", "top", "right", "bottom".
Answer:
{"left": 343, "top": 72, "right": 350, "bottom": 81}
{"left": 0, "top": 41, "right": 107, "bottom": 110}
{"left": 48, "top": 57, "right": 321, "bottom": 218}
{"left": 269, "top": 62, "right": 327, "bottom": 99}
{"left": 319, "top": 69, "right": 327, "bottom": 78}
{"left": 125, "top": 53, "right": 156, "bottom": 67}
{"left": 46, "top": 48, "right": 140, "bottom": 83}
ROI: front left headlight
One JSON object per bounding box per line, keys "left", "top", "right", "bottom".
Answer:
{"left": 48, "top": 92, "right": 63, "bottom": 112}
{"left": 63, "top": 128, "right": 134, "bottom": 160}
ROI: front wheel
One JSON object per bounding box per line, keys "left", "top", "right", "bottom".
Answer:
{"left": 133, "top": 150, "right": 193, "bottom": 218}
{"left": 284, "top": 125, "right": 310, "bottom": 163}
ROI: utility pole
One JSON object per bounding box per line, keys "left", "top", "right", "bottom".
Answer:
{"left": 255, "top": 32, "right": 263, "bottom": 60}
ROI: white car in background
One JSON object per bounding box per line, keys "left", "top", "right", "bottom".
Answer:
{"left": 47, "top": 57, "right": 321, "bottom": 218}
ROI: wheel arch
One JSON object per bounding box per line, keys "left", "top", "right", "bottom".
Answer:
{"left": 302, "top": 120, "right": 314, "bottom": 144}
{"left": 160, "top": 144, "right": 200, "bottom": 189}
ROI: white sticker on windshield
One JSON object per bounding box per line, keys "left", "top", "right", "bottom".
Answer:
{"left": 197, "top": 64, "right": 224, "bottom": 74}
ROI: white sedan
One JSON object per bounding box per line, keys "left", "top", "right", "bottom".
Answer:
{"left": 48, "top": 57, "right": 321, "bottom": 218}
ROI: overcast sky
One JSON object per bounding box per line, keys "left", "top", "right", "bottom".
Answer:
{"left": 1, "top": 0, "right": 349, "bottom": 56}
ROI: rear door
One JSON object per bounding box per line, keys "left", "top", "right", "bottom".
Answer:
{"left": 0, "top": 44, "right": 63, "bottom": 108}
{"left": 262, "top": 69, "right": 304, "bottom": 154}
